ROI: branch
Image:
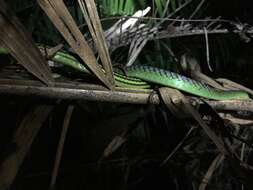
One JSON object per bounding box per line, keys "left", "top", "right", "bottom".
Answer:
{"left": 0, "top": 79, "right": 252, "bottom": 112}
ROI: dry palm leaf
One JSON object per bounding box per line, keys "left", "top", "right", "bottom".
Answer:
{"left": 0, "top": 1, "right": 53, "bottom": 85}
{"left": 78, "top": 0, "right": 114, "bottom": 85}
{"left": 0, "top": 105, "right": 54, "bottom": 189}
{"left": 37, "top": 0, "right": 114, "bottom": 89}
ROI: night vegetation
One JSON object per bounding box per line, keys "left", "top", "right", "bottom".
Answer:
{"left": 0, "top": 0, "right": 253, "bottom": 189}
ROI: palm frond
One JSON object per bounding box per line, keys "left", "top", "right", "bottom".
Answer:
{"left": 99, "top": 0, "right": 141, "bottom": 16}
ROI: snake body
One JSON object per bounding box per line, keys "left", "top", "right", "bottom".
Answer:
{"left": 0, "top": 47, "right": 249, "bottom": 100}
{"left": 125, "top": 66, "right": 249, "bottom": 100}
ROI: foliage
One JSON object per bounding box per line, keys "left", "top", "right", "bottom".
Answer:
{"left": 99, "top": 0, "right": 136, "bottom": 16}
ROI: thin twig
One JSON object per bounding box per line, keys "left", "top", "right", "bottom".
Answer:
{"left": 241, "top": 143, "right": 246, "bottom": 190}
{"left": 198, "top": 154, "right": 224, "bottom": 190}
{"left": 189, "top": 0, "right": 206, "bottom": 19}
{"left": 78, "top": 16, "right": 232, "bottom": 29}
{"left": 204, "top": 27, "right": 213, "bottom": 72}
{"left": 160, "top": 127, "right": 195, "bottom": 166}
{"left": 49, "top": 105, "right": 74, "bottom": 190}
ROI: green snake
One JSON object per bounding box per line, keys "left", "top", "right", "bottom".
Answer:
{"left": 0, "top": 47, "right": 249, "bottom": 100}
